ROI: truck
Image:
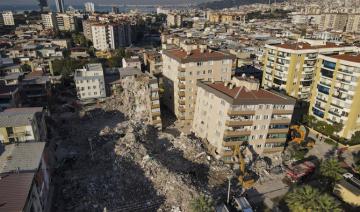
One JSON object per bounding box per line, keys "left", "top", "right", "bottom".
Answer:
{"left": 285, "top": 161, "right": 316, "bottom": 183}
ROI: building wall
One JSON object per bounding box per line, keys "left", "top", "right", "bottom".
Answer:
{"left": 309, "top": 55, "right": 360, "bottom": 139}
{"left": 192, "top": 82, "right": 294, "bottom": 162}
{"left": 91, "top": 25, "right": 108, "bottom": 51}
{"left": 1, "top": 11, "right": 15, "bottom": 26}
{"left": 346, "top": 14, "right": 360, "bottom": 33}
{"left": 262, "top": 44, "right": 356, "bottom": 100}
{"left": 162, "top": 53, "right": 232, "bottom": 126}
{"left": 41, "top": 13, "right": 56, "bottom": 29}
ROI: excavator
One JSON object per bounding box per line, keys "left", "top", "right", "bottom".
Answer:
{"left": 233, "top": 145, "right": 255, "bottom": 190}
{"left": 289, "top": 125, "right": 315, "bottom": 148}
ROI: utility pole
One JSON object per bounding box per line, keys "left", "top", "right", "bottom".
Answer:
{"left": 227, "top": 176, "right": 232, "bottom": 204}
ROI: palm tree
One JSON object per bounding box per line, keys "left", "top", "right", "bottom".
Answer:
{"left": 320, "top": 158, "right": 346, "bottom": 183}
{"left": 285, "top": 186, "right": 319, "bottom": 211}
{"left": 190, "top": 195, "right": 214, "bottom": 212}
{"left": 285, "top": 186, "right": 342, "bottom": 212}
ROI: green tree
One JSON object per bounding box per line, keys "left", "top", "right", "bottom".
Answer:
{"left": 21, "top": 63, "right": 32, "bottom": 72}
{"left": 333, "top": 122, "right": 343, "bottom": 133}
{"left": 190, "top": 195, "right": 214, "bottom": 212}
{"left": 51, "top": 59, "right": 84, "bottom": 79}
{"left": 320, "top": 158, "right": 346, "bottom": 183}
{"left": 285, "top": 186, "right": 341, "bottom": 212}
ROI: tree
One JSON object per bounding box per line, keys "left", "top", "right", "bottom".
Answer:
{"left": 285, "top": 186, "right": 341, "bottom": 212}
{"left": 21, "top": 63, "right": 32, "bottom": 72}
{"left": 190, "top": 195, "right": 214, "bottom": 212}
{"left": 333, "top": 122, "right": 343, "bottom": 133}
{"left": 320, "top": 158, "right": 346, "bottom": 183}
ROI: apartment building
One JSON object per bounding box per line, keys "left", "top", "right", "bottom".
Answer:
{"left": 162, "top": 47, "right": 235, "bottom": 126}
{"left": 89, "top": 22, "right": 134, "bottom": 51}
{"left": 319, "top": 13, "right": 348, "bottom": 31}
{"left": 56, "top": 13, "right": 75, "bottom": 31}
{"left": 122, "top": 56, "right": 141, "bottom": 69}
{"left": 192, "top": 77, "right": 295, "bottom": 162}
{"left": 309, "top": 53, "right": 360, "bottom": 139}
{"left": 74, "top": 63, "right": 106, "bottom": 100}
{"left": 84, "top": 2, "right": 95, "bottom": 13}
{"left": 41, "top": 12, "right": 57, "bottom": 29}
{"left": 262, "top": 40, "right": 355, "bottom": 99}
{"left": 207, "top": 11, "right": 246, "bottom": 24}
{"left": 0, "top": 11, "right": 15, "bottom": 26}
{"left": 167, "top": 13, "right": 183, "bottom": 27}
{"left": 0, "top": 107, "right": 47, "bottom": 144}
{"left": 143, "top": 51, "right": 162, "bottom": 75}
{"left": 346, "top": 14, "right": 360, "bottom": 33}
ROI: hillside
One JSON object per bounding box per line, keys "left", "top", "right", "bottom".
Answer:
{"left": 199, "top": 0, "right": 286, "bottom": 9}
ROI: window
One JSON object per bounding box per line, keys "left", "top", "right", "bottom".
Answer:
{"left": 263, "top": 115, "right": 269, "bottom": 120}
{"left": 221, "top": 100, "right": 225, "bottom": 106}
{"left": 203, "top": 71, "right": 206, "bottom": 74}
{"left": 208, "top": 70, "right": 212, "bottom": 74}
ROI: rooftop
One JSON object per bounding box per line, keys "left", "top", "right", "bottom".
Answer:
{"left": 199, "top": 81, "right": 295, "bottom": 105}
{"left": 0, "top": 107, "right": 43, "bottom": 128}
{"left": 0, "top": 172, "right": 35, "bottom": 212}
{"left": 270, "top": 42, "right": 347, "bottom": 50}
{"left": 163, "top": 48, "right": 235, "bottom": 63}
{"left": 0, "top": 142, "right": 46, "bottom": 174}
{"left": 329, "top": 53, "right": 360, "bottom": 63}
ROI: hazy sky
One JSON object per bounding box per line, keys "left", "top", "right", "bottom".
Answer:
{"left": 0, "top": 0, "right": 210, "bottom": 5}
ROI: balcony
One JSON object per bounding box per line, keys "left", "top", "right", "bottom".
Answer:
{"left": 270, "top": 119, "right": 291, "bottom": 124}
{"left": 178, "top": 107, "right": 186, "bottom": 112}
{"left": 224, "top": 130, "right": 251, "bottom": 137}
{"left": 227, "top": 110, "right": 256, "bottom": 116}
{"left": 223, "top": 140, "right": 246, "bottom": 147}
{"left": 151, "top": 104, "right": 160, "bottom": 109}
{"left": 178, "top": 91, "right": 185, "bottom": 97}
{"left": 272, "top": 110, "right": 293, "bottom": 115}
{"left": 152, "top": 119, "right": 162, "bottom": 124}
{"left": 178, "top": 115, "right": 185, "bottom": 120}
{"left": 178, "top": 83, "right": 186, "bottom": 89}
{"left": 151, "top": 95, "right": 159, "bottom": 100}
{"left": 263, "top": 147, "right": 284, "bottom": 153}
{"left": 225, "top": 120, "right": 253, "bottom": 126}
{"left": 178, "top": 99, "right": 186, "bottom": 105}
{"left": 178, "top": 76, "right": 185, "bottom": 81}
{"left": 178, "top": 67, "right": 185, "bottom": 72}
{"left": 152, "top": 111, "right": 161, "bottom": 117}
{"left": 266, "top": 138, "right": 286, "bottom": 143}
{"left": 151, "top": 87, "right": 159, "bottom": 92}
{"left": 268, "top": 128, "right": 289, "bottom": 134}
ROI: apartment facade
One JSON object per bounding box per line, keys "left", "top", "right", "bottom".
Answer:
{"left": 346, "top": 14, "right": 360, "bottom": 33}
{"left": 309, "top": 54, "right": 360, "bottom": 139}
{"left": 167, "top": 13, "right": 183, "bottom": 27}
{"left": 262, "top": 40, "right": 355, "bottom": 100}
{"left": 192, "top": 77, "right": 295, "bottom": 162}
{"left": 162, "top": 47, "right": 235, "bottom": 126}
{"left": 319, "top": 13, "right": 348, "bottom": 31}
{"left": 1, "top": 11, "right": 15, "bottom": 26}
{"left": 0, "top": 107, "right": 47, "bottom": 144}
{"left": 56, "top": 13, "right": 75, "bottom": 31}
{"left": 74, "top": 63, "right": 106, "bottom": 100}
{"left": 41, "top": 12, "right": 57, "bottom": 29}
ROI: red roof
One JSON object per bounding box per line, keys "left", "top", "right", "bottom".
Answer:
{"left": 163, "top": 48, "right": 235, "bottom": 63}
{"left": 329, "top": 54, "right": 360, "bottom": 63}
{"left": 272, "top": 42, "right": 346, "bottom": 50}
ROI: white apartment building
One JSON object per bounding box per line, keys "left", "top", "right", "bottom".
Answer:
{"left": 1, "top": 11, "right": 15, "bottom": 26}
{"left": 319, "top": 13, "right": 348, "bottom": 31}
{"left": 122, "top": 56, "right": 141, "bottom": 69}
{"left": 192, "top": 77, "right": 295, "bottom": 162}
{"left": 162, "top": 46, "right": 235, "bottom": 126}
{"left": 74, "top": 63, "right": 106, "bottom": 100}
{"left": 91, "top": 24, "right": 112, "bottom": 51}
{"left": 41, "top": 12, "right": 57, "bottom": 29}
{"left": 85, "top": 2, "right": 95, "bottom": 13}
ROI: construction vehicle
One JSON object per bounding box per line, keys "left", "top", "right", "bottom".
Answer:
{"left": 285, "top": 161, "right": 316, "bottom": 183}
{"left": 289, "top": 125, "right": 315, "bottom": 148}
{"left": 233, "top": 145, "right": 255, "bottom": 189}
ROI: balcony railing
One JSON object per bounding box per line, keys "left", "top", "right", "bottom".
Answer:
{"left": 225, "top": 120, "right": 253, "bottom": 126}
{"left": 224, "top": 130, "right": 251, "bottom": 137}
{"left": 178, "top": 91, "right": 185, "bottom": 97}
{"left": 227, "top": 110, "right": 256, "bottom": 116}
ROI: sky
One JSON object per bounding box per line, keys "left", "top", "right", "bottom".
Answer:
{"left": 0, "top": 0, "right": 211, "bottom": 6}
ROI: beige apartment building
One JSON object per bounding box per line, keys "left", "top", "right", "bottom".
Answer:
{"left": 192, "top": 77, "right": 295, "bottom": 162}
{"left": 262, "top": 40, "right": 355, "bottom": 99}
{"left": 346, "top": 14, "right": 360, "bottom": 33}
{"left": 162, "top": 47, "right": 235, "bottom": 126}
{"left": 319, "top": 13, "right": 348, "bottom": 31}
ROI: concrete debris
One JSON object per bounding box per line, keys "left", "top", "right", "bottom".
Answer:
{"left": 51, "top": 81, "right": 233, "bottom": 211}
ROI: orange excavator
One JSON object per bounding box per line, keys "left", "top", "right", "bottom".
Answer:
{"left": 233, "top": 146, "right": 255, "bottom": 189}
{"left": 289, "top": 125, "right": 315, "bottom": 148}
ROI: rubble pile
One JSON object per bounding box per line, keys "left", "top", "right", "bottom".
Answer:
{"left": 102, "top": 76, "right": 152, "bottom": 123}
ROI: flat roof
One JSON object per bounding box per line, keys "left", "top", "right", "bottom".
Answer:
{"left": 0, "top": 107, "right": 43, "bottom": 128}
{"left": 0, "top": 172, "right": 35, "bottom": 212}
{"left": 328, "top": 53, "right": 360, "bottom": 63}
{"left": 270, "top": 42, "right": 347, "bottom": 50}
{"left": 163, "top": 48, "right": 235, "bottom": 63}
{"left": 198, "top": 81, "right": 295, "bottom": 105}
{"left": 0, "top": 142, "right": 45, "bottom": 174}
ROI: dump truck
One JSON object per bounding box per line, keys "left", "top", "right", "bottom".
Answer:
{"left": 285, "top": 161, "right": 316, "bottom": 183}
